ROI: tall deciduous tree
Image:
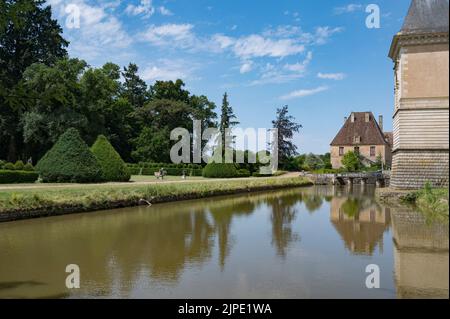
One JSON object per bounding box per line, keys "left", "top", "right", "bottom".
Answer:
{"left": 0, "top": 0, "right": 68, "bottom": 161}
{"left": 132, "top": 80, "right": 217, "bottom": 163}
{"left": 272, "top": 106, "right": 302, "bottom": 168}
{"left": 20, "top": 58, "right": 87, "bottom": 160}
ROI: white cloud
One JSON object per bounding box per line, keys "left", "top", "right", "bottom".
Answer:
{"left": 250, "top": 51, "right": 312, "bottom": 86}
{"left": 317, "top": 72, "right": 346, "bottom": 80}
{"left": 49, "top": 0, "right": 132, "bottom": 63}
{"left": 125, "top": 0, "right": 155, "bottom": 18}
{"left": 138, "top": 23, "right": 341, "bottom": 78}
{"left": 139, "top": 24, "right": 197, "bottom": 48}
{"left": 240, "top": 61, "right": 253, "bottom": 74}
{"left": 280, "top": 86, "right": 328, "bottom": 100}
{"left": 283, "top": 51, "right": 313, "bottom": 73}
{"left": 159, "top": 6, "right": 173, "bottom": 16}
{"left": 231, "top": 35, "right": 305, "bottom": 58}
{"left": 314, "top": 26, "right": 344, "bottom": 45}
{"left": 334, "top": 4, "right": 363, "bottom": 15}
{"left": 139, "top": 25, "right": 309, "bottom": 59}
{"left": 212, "top": 34, "right": 235, "bottom": 50}
{"left": 141, "top": 59, "right": 196, "bottom": 82}
{"left": 262, "top": 25, "right": 302, "bottom": 38}
{"left": 264, "top": 25, "right": 343, "bottom": 45}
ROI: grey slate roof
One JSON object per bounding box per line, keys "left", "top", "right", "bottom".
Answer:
{"left": 401, "top": 0, "right": 449, "bottom": 34}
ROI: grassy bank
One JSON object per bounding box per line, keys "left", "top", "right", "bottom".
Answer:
{"left": 0, "top": 177, "right": 312, "bottom": 222}
{"left": 402, "top": 186, "right": 449, "bottom": 223}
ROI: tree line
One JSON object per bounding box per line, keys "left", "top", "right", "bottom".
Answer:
{"left": 0, "top": 0, "right": 301, "bottom": 169}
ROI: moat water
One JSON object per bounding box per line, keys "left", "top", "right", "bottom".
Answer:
{"left": 0, "top": 185, "right": 448, "bottom": 299}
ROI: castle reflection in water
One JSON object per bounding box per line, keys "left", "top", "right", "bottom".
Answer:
{"left": 323, "top": 185, "right": 449, "bottom": 298}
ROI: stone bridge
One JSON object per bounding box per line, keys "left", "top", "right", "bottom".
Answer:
{"left": 333, "top": 171, "right": 390, "bottom": 187}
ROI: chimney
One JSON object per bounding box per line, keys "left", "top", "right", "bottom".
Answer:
{"left": 365, "top": 113, "right": 370, "bottom": 122}
{"left": 351, "top": 113, "right": 355, "bottom": 123}
{"left": 379, "top": 115, "right": 383, "bottom": 132}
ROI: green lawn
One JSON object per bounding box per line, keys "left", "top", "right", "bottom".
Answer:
{"left": 130, "top": 175, "right": 205, "bottom": 182}
{"left": 0, "top": 177, "right": 312, "bottom": 217}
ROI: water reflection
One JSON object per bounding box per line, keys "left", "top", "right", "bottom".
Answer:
{"left": 330, "top": 195, "right": 391, "bottom": 255}
{"left": 266, "top": 194, "right": 300, "bottom": 258}
{"left": 0, "top": 186, "right": 447, "bottom": 299}
{"left": 392, "top": 208, "right": 449, "bottom": 299}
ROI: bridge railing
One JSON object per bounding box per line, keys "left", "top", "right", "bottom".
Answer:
{"left": 335, "top": 171, "right": 386, "bottom": 179}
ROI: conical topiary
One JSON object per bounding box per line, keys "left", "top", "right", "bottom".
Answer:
{"left": 91, "top": 135, "right": 131, "bottom": 182}
{"left": 36, "top": 128, "right": 102, "bottom": 183}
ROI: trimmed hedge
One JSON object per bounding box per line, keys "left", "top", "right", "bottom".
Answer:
{"left": 0, "top": 170, "right": 39, "bottom": 184}
{"left": 237, "top": 169, "right": 251, "bottom": 177}
{"left": 3, "top": 163, "right": 15, "bottom": 170}
{"left": 14, "top": 160, "right": 24, "bottom": 170}
{"left": 36, "top": 128, "right": 102, "bottom": 183}
{"left": 23, "top": 163, "right": 34, "bottom": 171}
{"left": 91, "top": 135, "right": 130, "bottom": 182}
{"left": 202, "top": 163, "right": 240, "bottom": 178}
{"left": 0, "top": 160, "right": 35, "bottom": 171}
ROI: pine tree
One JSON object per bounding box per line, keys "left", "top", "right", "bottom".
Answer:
{"left": 218, "top": 93, "right": 239, "bottom": 154}
{"left": 272, "top": 106, "right": 302, "bottom": 167}
{"left": 121, "top": 63, "right": 148, "bottom": 108}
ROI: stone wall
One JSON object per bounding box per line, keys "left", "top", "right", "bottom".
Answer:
{"left": 331, "top": 145, "right": 390, "bottom": 169}
{"left": 390, "top": 149, "right": 449, "bottom": 189}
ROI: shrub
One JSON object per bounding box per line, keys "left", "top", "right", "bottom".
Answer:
{"left": 0, "top": 170, "right": 39, "bottom": 184}
{"left": 202, "top": 163, "right": 239, "bottom": 178}
{"left": 304, "top": 153, "right": 325, "bottom": 171}
{"left": 3, "top": 162, "right": 15, "bottom": 170}
{"left": 36, "top": 128, "right": 102, "bottom": 183}
{"left": 23, "top": 163, "right": 34, "bottom": 171}
{"left": 0, "top": 160, "right": 5, "bottom": 169}
{"left": 237, "top": 169, "right": 251, "bottom": 177}
{"left": 91, "top": 135, "right": 131, "bottom": 182}
{"left": 14, "top": 160, "right": 24, "bottom": 170}
{"left": 342, "top": 151, "right": 361, "bottom": 172}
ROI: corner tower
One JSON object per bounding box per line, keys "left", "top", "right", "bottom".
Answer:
{"left": 388, "top": 0, "right": 449, "bottom": 189}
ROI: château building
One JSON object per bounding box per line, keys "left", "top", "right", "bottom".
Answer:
{"left": 388, "top": 0, "right": 449, "bottom": 189}
{"left": 330, "top": 112, "right": 393, "bottom": 169}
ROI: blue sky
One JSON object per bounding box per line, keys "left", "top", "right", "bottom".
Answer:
{"left": 47, "top": 0, "right": 412, "bottom": 154}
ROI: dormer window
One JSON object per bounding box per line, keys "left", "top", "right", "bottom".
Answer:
{"left": 354, "top": 136, "right": 361, "bottom": 144}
